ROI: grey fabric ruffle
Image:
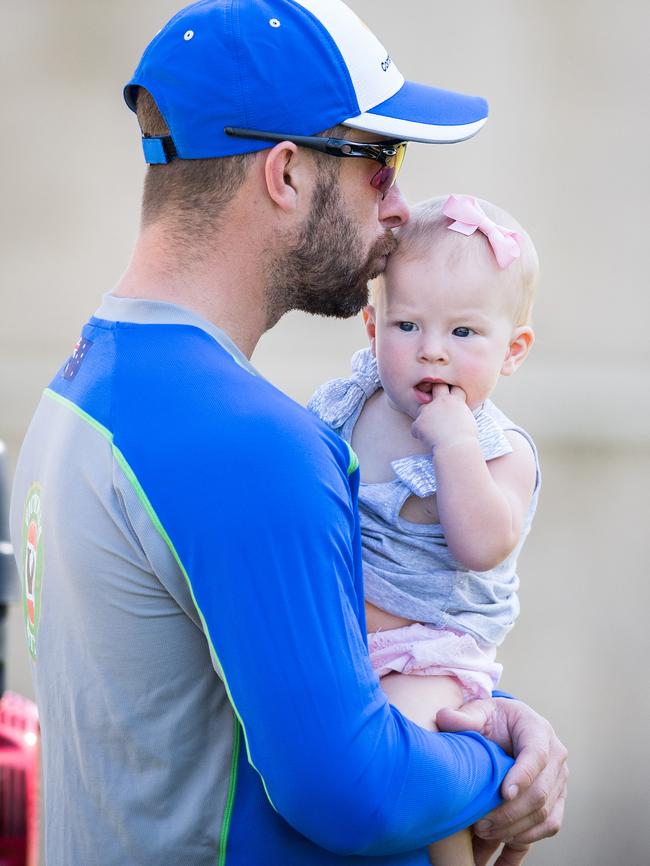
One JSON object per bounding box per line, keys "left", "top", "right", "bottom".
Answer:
{"left": 307, "top": 348, "right": 381, "bottom": 429}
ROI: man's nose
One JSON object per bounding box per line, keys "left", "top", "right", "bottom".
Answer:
{"left": 378, "top": 183, "right": 409, "bottom": 229}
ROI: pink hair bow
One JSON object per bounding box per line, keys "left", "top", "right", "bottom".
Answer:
{"left": 442, "top": 194, "right": 522, "bottom": 269}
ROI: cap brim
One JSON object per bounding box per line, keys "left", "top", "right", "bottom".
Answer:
{"left": 342, "top": 80, "right": 488, "bottom": 144}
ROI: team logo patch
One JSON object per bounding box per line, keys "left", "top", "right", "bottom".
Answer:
{"left": 22, "top": 483, "right": 44, "bottom": 660}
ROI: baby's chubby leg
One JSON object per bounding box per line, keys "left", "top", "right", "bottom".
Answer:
{"left": 380, "top": 671, "right": 463, "bottom": 732}
{"left": 380, "top": 672, "right": 475, "bottom": 866}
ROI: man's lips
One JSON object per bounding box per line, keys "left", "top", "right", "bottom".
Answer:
{"left": 414, "top": 379, "right": 448, "bottom": 404}
{"left": 369, "top": 234, "right": 398, "bottom": 277}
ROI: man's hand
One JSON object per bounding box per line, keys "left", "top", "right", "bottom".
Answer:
{"left": 436, "top": 697, "right": 568, "bottom": 866}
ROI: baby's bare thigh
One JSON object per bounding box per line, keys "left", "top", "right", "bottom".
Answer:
{"left": 381, "top": 673, "right": 464, "bottom": 732}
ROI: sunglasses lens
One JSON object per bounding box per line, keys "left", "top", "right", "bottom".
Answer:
{"left": 369, "top": 143, "right": 407, "bottom": 197}
{"left": 370, "top": 165, "right": 395, "bottom": 196}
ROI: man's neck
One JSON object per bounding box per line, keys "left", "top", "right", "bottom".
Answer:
{"left": 114, "top": 221, "right": 270, "bottom": 359}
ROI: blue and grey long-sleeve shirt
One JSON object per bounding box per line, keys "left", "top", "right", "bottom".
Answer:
{"left": 10, "top": 294, "right": 513, "bottom": 865}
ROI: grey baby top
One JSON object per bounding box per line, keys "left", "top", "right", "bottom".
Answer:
{"left": 308, "top": 349, "right": 541, "bottom": 647}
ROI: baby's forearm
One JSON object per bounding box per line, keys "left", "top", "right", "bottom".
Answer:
{"left": 433, "top": 437, "right": 519, "bottom": 571}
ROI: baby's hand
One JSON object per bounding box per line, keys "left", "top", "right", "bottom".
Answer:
{"left": 411, "top": 384, "right": 478, "bottom": 451}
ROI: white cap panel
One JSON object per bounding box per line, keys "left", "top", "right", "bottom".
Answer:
{"left": 296, "top": 0, "right": 405, "bottom": 111}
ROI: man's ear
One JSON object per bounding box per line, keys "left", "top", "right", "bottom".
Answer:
{"left": 363, "top": 305, "right": 377, "bottom": 355}
{"left": 263, "top": 142, "right": 301, "bottom": 212}
{"left": 501, "top": 326, "right": 535, "bottom": 376}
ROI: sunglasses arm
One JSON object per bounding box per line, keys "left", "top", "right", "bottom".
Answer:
{"left": 224, "top": 127, "right": 396, "bottom": 164}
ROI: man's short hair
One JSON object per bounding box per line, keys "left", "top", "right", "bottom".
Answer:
{"left": 135, "top": 88, "right": 254, "bottom": 237}
{"left": 136, "top": 88, "right": 349, "bottom": 242}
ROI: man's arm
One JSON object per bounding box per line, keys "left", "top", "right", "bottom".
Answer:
{"left": 120, "top": 341, "right": 561, "bottom": 856}
{"left": 127, "top": 391, "right": 514, "bottom": 854}
{"left": 175, "top": 430, "right": 513, "bottom": 854}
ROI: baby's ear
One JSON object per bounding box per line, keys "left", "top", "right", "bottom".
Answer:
{"left": 501, "top": 326, "right": 534, "bottom": 376}
{"left": 363, "top": 305, "right": 377, "bottom": 354}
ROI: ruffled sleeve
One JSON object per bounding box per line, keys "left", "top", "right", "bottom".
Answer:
{"left": 390, "top": 405, "right": 513, "bottom": 498}
{"left": 307, "top": 348, "right": 381, "bottom": 436}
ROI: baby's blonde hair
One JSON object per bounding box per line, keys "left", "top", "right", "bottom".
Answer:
{"left": 379, "top": 195, "right": 539, "bottom": 326}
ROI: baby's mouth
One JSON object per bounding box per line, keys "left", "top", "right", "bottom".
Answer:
{"left": 414, "top": 379, "right": 444, "bottom": 405}
{"left": 414, "top": 379, "right": 447, "bottom": 394}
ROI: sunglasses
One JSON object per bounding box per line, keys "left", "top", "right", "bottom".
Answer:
{"left": 224, "top": 127, "right": 407, "bottom": 198}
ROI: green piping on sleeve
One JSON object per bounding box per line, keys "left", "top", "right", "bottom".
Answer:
{"left": 45, "top": 388, "right": 113, "bottom": 442}
{"left": 218, "top": 718, "right": 241, "bottom": 866}
{"left": 111, "top": 445, "right": 277, "bottom": 807}
{"left": 42, "top": 387, "right": 276, "bottom": 813}
{"left": 346, "top": 443, "right": 359, "bottom": 476}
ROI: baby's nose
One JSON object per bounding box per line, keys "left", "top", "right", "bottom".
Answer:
{"left": 418, "top": 339, "right": 448, "bottom": 363}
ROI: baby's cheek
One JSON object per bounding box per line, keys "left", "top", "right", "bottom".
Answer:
{"left": 462, "top": 354, "right": 499, "bottom": 403}
{"left": 463, "top": 354, "right": 490, "bottom": 380}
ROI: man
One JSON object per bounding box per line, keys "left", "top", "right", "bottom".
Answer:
{"left": 10, "top": 1, "right": 567, "bottom": 864}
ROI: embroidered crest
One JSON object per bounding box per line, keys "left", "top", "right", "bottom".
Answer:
{"left": 22, "top": 483, "right": 44, "bottom": 659}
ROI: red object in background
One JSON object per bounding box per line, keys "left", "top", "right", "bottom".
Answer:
{"left": 0, "top": 693, "right": 39, "bottom": 866}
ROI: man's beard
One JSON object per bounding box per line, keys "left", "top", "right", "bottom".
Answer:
{"left": 267, "top": 164, "right": 396, "bottom": 322}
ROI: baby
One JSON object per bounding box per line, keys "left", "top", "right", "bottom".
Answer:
{"left": 308, "top": 194, "right": 541, "bottom": 866}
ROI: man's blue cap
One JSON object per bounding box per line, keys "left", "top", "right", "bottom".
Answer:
{"left": 124, "top": 0, "right": 489, "bottom": 163}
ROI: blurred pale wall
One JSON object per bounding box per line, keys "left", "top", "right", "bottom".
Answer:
{"left": 1, "top": 2, "right": 649, "bottom": 864}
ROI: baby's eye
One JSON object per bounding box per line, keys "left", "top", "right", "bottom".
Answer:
{"left": 398, "top": 321, "right": 417, "bottom": 332}
{"left": 452, "top": 326, "right": 474, "bottom": 337}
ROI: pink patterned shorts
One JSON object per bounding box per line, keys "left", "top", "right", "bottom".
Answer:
{"left": 367, "top": 622, "right": 502, "bottom": 702}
